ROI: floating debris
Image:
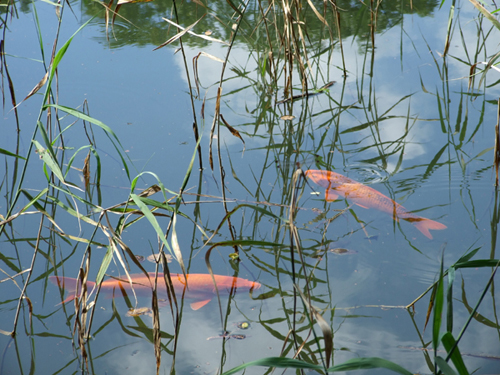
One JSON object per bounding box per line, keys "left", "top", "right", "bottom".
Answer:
{"left": 230, "top": 334, "right": 246, "bottom": 340}
{"left": 329, "top": 248, "right": 357, "bottom": 255}
{"left": 207, "top": 333, "right": 247, "bottom": 340}
{"left": 228, "top": 253, "right": 239, "bottom": 260}
{"left": 135, "top": 255, "right": 145, "bottom": 262}
{"left": 147, "top": 253, "right": 173, "bottom": 263}
{"left": 126, "top": 307, "right": 153, "bottom": 317}
{"left": 236, "top": 321, "right": 250, "bottom": 329}
{"left": 311, "top": 249, "right": 325, "bottom": 259}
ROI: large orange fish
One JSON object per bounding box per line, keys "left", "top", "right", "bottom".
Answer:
{"left": 50, "top": 273, "right": 261, "bottom": 310}
{"left": 305, "top": 169, "right": 447, "bottom": 239}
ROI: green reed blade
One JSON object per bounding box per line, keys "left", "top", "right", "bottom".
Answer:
{"left": 446, "top": 266, "right": 455, "bottom": 333}
{"left": 435, "top": 356, "right": 458, "bottom": 375}
{"left": 32, "top": 140, "right": 65, "bottom": 184}
{"left": 43, "top": 104, "right": 131, "bottom": 180}
{"left": 221, "top": 356, "right": 412, "bottom": 375}
{"left": 0, "top": 148, "right": 25, "bottom": 159}
{"left": 433, "top": 253, "right": 444, "bottom": 354}
{"left": 442, "top": 332, "right": 469, "bottom": 375}
{"left": 95, "top": 245, "right": 114, "bottom": 286}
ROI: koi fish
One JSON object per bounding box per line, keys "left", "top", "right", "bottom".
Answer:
{"left": 50, "top": 273, "right": 261, "bottom": 311}
{"left": 305, "top": 169, "right": 447, "bottom": 239}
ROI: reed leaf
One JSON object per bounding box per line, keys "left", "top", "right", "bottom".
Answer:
{"left": 441, "top": 332, "right": 469, "bottom": 375}
{"left": 43, "top": 17, "right": 95, "bottom": 104}
{"left": 32, "top": 140, "right": 65, "bottom": 184}
{"left": 129, "top": 194, "right": 183, "bottom": 272}
{"left": 220, "top": 356, "right": 412, "bottom": 375}
{"left": 433, "top": 253, "right": 445, "bottom": 353}
{"left": 454, "top": 259, "right": 500, "bottom": 268}
{"left": 95, "top": 245, "right": 114, "bottom": 286}
{"left": 43, "top": 104, "right": 130, "bottom": 180}
{"left": 170, "top": 213, "right": 186, "bottom": 281}
{"left": 0, "top": 148, "right": 25, "bottom": 159}
{"left": 435, "top": 356, "right": 458, "bottom": 375}
{"left": 446, "top": 266, "right": 455, "bottom": 333}
{"left": 469, "top": 0, "right": 500, "bottom": 30}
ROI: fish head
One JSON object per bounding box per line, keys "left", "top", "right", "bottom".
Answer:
{"left": 305, "top": 170, "right": 347, "bottom": 189}
{"left": 305, "top": 170, "right": 330, "bottom": 188}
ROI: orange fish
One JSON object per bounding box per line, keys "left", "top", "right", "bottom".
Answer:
{"left": 50, "top": 273, "right": 261, "bottom": 311}
{"left": 305, "top": 169, "right": 447, "bottom": 239}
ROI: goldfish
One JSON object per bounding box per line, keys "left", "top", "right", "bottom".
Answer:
{"left": 50, "top": 273, "right": 261, "bottom": 311}
{"left": 305, "top": 169, "right": 447, "bottom": 239}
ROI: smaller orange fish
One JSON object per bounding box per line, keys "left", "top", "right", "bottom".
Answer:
{"left": 50, "top": 273, "right": 261, "bottom": 311}
{"left": 306, "top": 169, "right": 447, "bottom": 239}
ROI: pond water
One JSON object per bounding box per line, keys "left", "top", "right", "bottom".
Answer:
{"left": 1, "top": 0, "right": 499, "bottom": 374}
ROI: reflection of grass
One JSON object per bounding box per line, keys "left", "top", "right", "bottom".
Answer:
{"left": 0, "top": 0, "right": 499, "bottom": 374}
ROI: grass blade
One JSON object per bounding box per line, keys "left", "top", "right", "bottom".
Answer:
{"left": 469, "top": 0, "right": 500, "bottom": 30}
{"left": 435, "top": 356, "right": 458, "bottom": 375}
{"left": 95, "top": 245, "right": 114, "bottom": 285}
{"left": 441, "top": 332, "right": 469, "bottom": 375}
{"left": 170, "top": 213, "right": 186, "bottom": 280}
{"left": 433, "top": 253, "right": 445, "bottom": 354}
{"left": 32, "top": 140, "right": 65, "bottom": 183}
{"left": 43, "top": 16, "right": 95, "bottom": 104}
{"left": 220, "top": 356, "right": 412, "bottom": 375}
{"left": 129, "top": 194, "right": 177, "bottom": 265}
{"left": 446, "top": 266, "right": 455, "bottom": 333}
{"left": 328, "top": 357, "right": 412, "bottom": 374}
{"left": 0, "top": 148, "right": 25, "bottom": 160}
{"left": 220, "top": 357, "right": 322, "bottom": 375}
{"left": 43, "top": 104, "right": 131, "bottom": 180}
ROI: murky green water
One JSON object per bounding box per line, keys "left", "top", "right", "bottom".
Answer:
{"left": 1, "top": 0, "right": 499, "bottom": 374}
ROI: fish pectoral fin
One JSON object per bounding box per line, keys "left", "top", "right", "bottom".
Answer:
{"left": 354, "top": 202, "right": 369, "bottom": 209}
{"left": 325, "top": 190, "right": 339, "bottom": 202}
{"left": 57, "top": 295, "right": 76, "bottom": 306}
{"left": 157, "top": 299, "right": 171, "bottom": 307}
{"left": 190, "top": 299, "right": 212, "bottom": 310}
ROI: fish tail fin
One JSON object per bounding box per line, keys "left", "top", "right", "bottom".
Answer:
{"left": 413, "top": 219, "right": 447, "bottom": 239}
{"left": 49, "top": 276, "right": 95, "bottom": 305}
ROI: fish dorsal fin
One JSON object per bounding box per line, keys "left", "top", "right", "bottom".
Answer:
{"left": 190, "top": 299, "right": 212, "bottom": 310}
{"left": 325, "top": 190, "right": 338, "bottom": 202}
